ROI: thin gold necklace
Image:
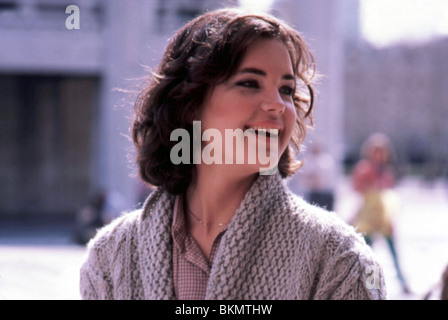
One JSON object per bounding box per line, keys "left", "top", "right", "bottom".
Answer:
{"left": 186, "top": 205, "right": 230, "bottom": 228}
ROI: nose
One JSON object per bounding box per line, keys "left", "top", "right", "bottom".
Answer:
{"left": 260, "top": 98, "right": 286, "bottom": 114}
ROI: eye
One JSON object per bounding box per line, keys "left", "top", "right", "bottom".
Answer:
{"left": 235, "top": 80, "right": 260, "bottom": 89}
{"left": 279, "top": 85, "right": 295, "bottom": 96}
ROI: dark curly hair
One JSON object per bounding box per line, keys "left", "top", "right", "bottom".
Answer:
{"left": 132, "top": 8, "right": 316, "bottom": 195}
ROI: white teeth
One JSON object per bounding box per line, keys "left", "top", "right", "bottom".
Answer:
{"left": 248, "top": 127, "right": 279, "bottom": 138}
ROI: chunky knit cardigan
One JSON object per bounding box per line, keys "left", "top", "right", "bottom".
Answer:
{"left": 80, "top": 173, "right": 387, "bottom": 300}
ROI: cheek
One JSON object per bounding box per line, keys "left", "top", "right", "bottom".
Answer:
{"left": 283, "top": 106, "right": 297, "bottom": 140}
{"left": 202, "top": 96, "right": 247, "bottom": 128}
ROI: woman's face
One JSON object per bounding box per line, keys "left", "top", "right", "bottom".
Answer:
{"left": 369, "top": 145, "right": 389, "bottom": 164}
{"left": 199, "top": 38, "right": 297, "bottom": 174}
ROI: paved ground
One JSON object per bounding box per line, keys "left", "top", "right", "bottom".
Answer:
{"left": 1, "top": 176, "right": 447, "bottom": 300}
{"left": 335, "top": 176, "right": 448, "bottom": 300}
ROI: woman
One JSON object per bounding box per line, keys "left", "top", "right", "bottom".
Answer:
{"left": 80, "top": 8, "right": 386, "bottom": 300}
{"left": 351, "top": 133, "right": 410, "bottom": 293}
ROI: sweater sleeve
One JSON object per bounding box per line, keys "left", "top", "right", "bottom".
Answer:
{"left": 79, "top": 209, "right": 144, "bottom": 300}
{"left": 313, "top": 226, "right": 387, "bottom": 300}
{"left": 79, "top": 239, "right": 114, "bottom": 300}
{"left": 79, "top": 212, "right": 131, "bottom": 300}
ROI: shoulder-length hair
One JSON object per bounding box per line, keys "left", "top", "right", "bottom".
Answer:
{"left": 132, "top": 8, "right": 316, "bottom": 195}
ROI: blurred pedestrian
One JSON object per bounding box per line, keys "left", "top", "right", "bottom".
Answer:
{"left": 350, "top": 132, "right": 410, "bottom": 294}
{"left": 73, "top": 190, "right": 125, "bottom": 245}
{"left": 80, "top": 8, "right": 386, "bottom": 300}
{"left": 73, "top": 190, "right": 106, "bottom": 245}
{"left": 302, "top": 142, "right": 336, "bottom": 211}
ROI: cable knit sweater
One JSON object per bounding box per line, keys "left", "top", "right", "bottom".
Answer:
{"left": 80, "top": 173, "right": 387, "bottom": 300}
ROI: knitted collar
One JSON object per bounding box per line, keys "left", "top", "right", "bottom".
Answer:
{"left": 137, "top": 173, "right": 290, "bottom": 299}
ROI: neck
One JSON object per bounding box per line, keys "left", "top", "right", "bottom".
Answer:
{"left": 185, "top": 165, "right": 258, "bottom": 235}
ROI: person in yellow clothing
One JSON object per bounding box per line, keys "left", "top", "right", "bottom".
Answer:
{"left": 351, "top": 133, "right": 410, "bottom": 294}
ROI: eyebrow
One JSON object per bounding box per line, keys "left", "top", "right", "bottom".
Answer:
{"left": 237, "top": 67, "right": 295, "bottom": 81}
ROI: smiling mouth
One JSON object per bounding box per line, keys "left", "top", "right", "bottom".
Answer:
{"left": 245, "top": 126, "right": 280, "bottom": 139}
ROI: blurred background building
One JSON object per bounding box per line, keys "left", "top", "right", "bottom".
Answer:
{"left": 344, "top": 39, "right": 448, "bottom": 175}
{"left": 0, "top": 0, "right": 232, "bottom": 219}
{"left": 0, "top": 0, "right": 447, "bottom": 220}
